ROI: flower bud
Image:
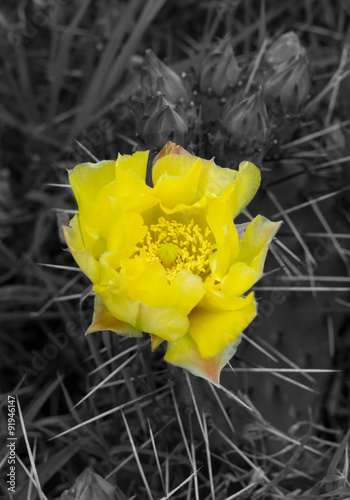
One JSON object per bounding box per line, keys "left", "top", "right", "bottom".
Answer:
{"left": 142, "top": 49, "right": 189, "bottom": 104}
{"left": 262, "top": 54, "right": 310, "bottom": 115}
{"left": 264, "top": 31, "right": 306, "bottom": 69}
{"left": 141, "top": 99, "right": 189, "bottom": 149}
{"left": 199, "top": 36, "right": 240, "bottom": 97}
{"left": 223, "top": 90, "right": 271, "bottom": 156}
{"left": 153, "top": 141, "right": 192, "bottom": 165}
{"left": 60, "top": 468, "right": 118, "bottom": 500}
{"left": 143, "top": 91, "right": 168, "bottom": 116}
{"left": 136, "top": 92, "right": 168, "bottom": 136}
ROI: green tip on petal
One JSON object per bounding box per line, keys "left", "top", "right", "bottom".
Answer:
{"left": 150, "top": 334, "right": 164, "bottom": 351}
{"left": 87, "top": 295, "right": 143, "bottom": 337}
{"left": 164, "top": 333, "right": 243, "bottom": 386}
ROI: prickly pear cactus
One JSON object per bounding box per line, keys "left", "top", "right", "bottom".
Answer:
{"left": 127, "top": 31, "right": 349, "bottom": 432}
{"left": 130, "top": 32, "right": 311, "bottom": 166}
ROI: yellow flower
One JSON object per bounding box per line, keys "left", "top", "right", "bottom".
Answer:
{"left": 63, "top": 142, "right": 281, "bottom": 385}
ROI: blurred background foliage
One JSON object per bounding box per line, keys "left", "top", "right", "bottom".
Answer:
{"left": 1, "top": 0, "right": 350, "bottom": 499}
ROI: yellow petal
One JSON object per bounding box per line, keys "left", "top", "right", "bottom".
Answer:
{"left": 237, "top": 215, "right": 282, "bottom": 274}
{"left": 170, "top": 270, "right": 205, "bottom": 315}
{"left": 106, "top": 212, "right": 147, "bottom": 254}
{"left": 70, "top": 152, "right": 155, "bottom": 250}
{"left": 221, "top": 262, "right": 259, "bottom": 297}
{"left": 126, "top": 263, "right": 204, "bottom": 315}
{"left": 188, "top": 292, "right": 256, "bottom": 358}
{"left": 117, "top": 258, "right": 147, "bottom": 287}
{"left": 114, "top": 166, "right": 158, "bottom": 213}
{"left": 153, "top": 152, "right": 238, "bottom": 203}
{"left": 207, "top": 200, "right": 239, "bottom": 281}
{"left": 228, "top": 161, "right": 261, "bottom": 218}
{"left": 68, "top": 161, "right": 118, "bottom": 256}
{"left": 127, "top": 262, "right": 171, "bottom": 307}
{"left": 86, "top": 294, "right": 142, "bottom": 337}
{"left": 93, "top": 285, "right": 139, "bottom": 323}
{"left": 199, "top": 283, "right": 255, "bottom": 310}
{"left": 69, "top": 160, "right": 116, "bottom": 215}
{"left": 62, "top": 216, "right": 100, "bottom": 283}
{"left": 94, "top": 213, "right": 147, "bottom": 284}
{"left": 157, "top": 193, "right": 209, "bottom": 219}
{"left": 63, "top": 214, "right": 84, "bottom": 251}
{"left": 138, "top": 303, "right": 189, "bottom": 342}
{"left": 79, "top": 184, "right": 118, "bottom": 253}
{"left": 94, "top": 283, "right": 189, "bottom": 342}
{"left": 152, "top": 154, "right": 198, "bottom": 185}
{"left": 116, "top": 150, "right": 149, "bottom": 180}
{"left": 164, "top": 333, "right": 242, "bottom": 385}
{"left": 197, "top": 158, "right": 237, "bottom": 199}
{"left": 219, "top": 216, "right": 282, "bottom": 295}
{"left": 153, "top": 157, "right": 204, "bottom": 209}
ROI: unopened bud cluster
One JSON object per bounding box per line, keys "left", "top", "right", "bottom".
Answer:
{"left": 262, "top": 31, "right": 310, "bottom": 117}
{"left": 130, "top": 31, "right": 310, "bottom": 166}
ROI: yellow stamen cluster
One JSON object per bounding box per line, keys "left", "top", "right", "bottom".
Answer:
{"left": 136, "top": 217, "right": 213, "bottom": 281}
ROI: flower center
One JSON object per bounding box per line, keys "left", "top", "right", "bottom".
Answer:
{"left": 136, "top": 217, "right": 213, "bottom": 281}
{"left": 158, "top": 242, "right": 178, "bottom": 264}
